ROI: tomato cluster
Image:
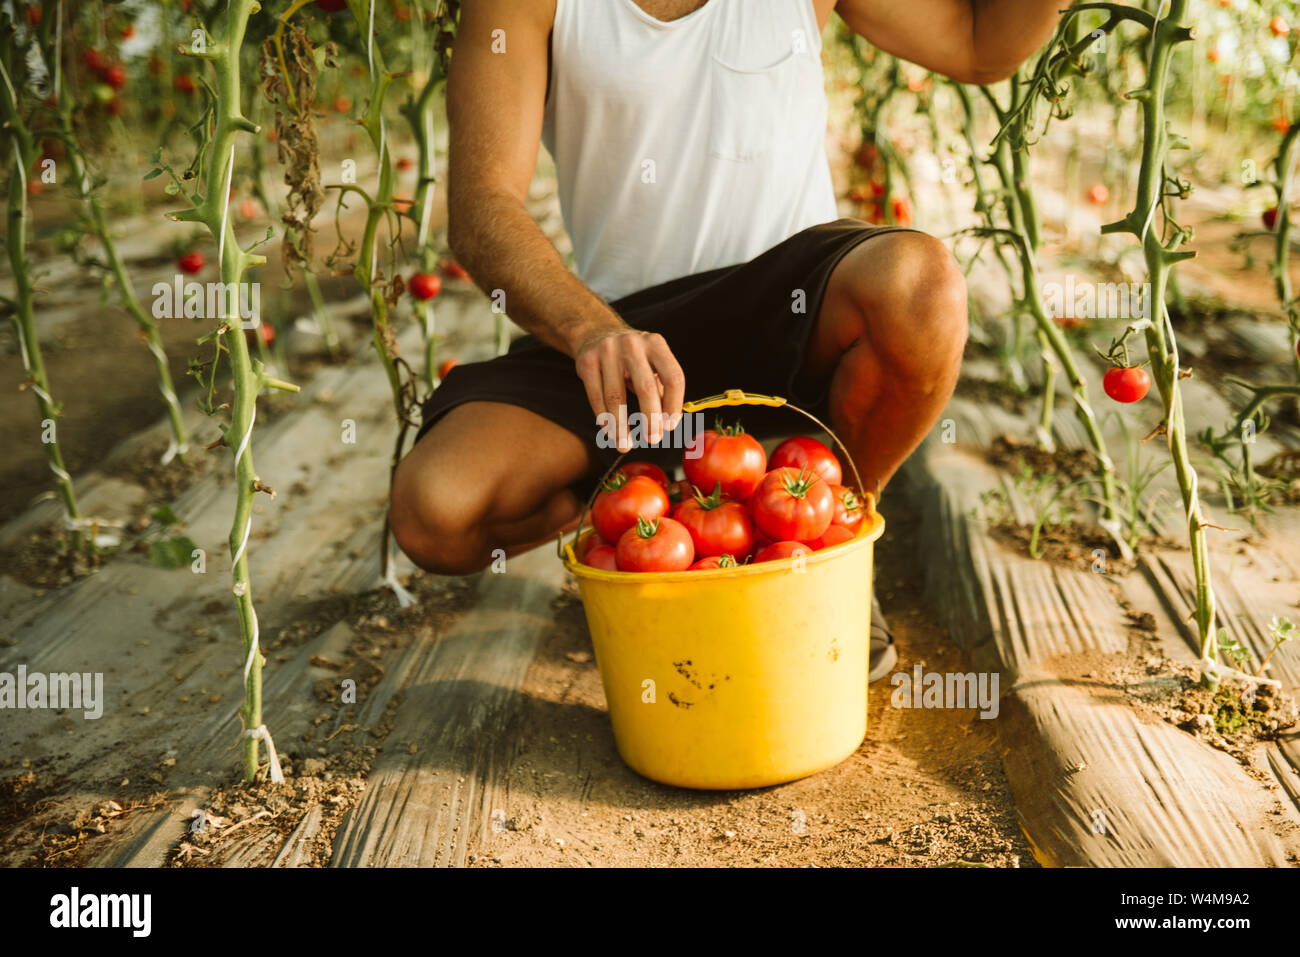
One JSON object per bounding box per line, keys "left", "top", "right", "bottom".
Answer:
{"left": 580, "top": 426, "right": 865, "bottom": 573}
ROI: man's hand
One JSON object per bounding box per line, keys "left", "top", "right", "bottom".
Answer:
{"left": 575, "top": 328, "right": 686, "bottom": 453}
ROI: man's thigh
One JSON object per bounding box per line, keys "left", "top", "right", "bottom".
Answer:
{"left": 393, "top": 400, "right": 602, "bottom": 529}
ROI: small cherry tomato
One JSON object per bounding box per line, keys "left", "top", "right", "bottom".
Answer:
{"left": 104, "top": 63, "right": 127, "bottom": 90}
{"left": 441, "top": 259, "right": 471, "bottom": 281}
{"left": 1103, "top": 366, "right": 1151, "bottom": 403}
{"left": 1088, "top": 183, "right": 1109, "bottom": 205}
{"left": 1264, "top": 207, "right": 1279, "bottom": 231}
{"left": 828, "top": 485, "right": 865, "bottom": 533}
{"left": 1271, "top": 15, "right": 1289, "bottom": 37}
{"left": 409, "top": 272, "right": 442, "bottom": 301}
{"left": 175, "top": 74, "right": 196, "bottom": 94}
{"left": 178, "top": 251, "right": 205, "bottom": 275}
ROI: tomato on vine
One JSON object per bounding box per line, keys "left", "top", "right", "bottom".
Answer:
{"left": 409, "top": 272, "right": 442, "bottom": 301}
{"left": 1103, "top": 366, "right": 1151, "bottom": 403}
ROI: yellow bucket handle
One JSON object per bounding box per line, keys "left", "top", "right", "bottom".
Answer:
{"left": 558, "top": 389, "right": 875, "bottom": 559}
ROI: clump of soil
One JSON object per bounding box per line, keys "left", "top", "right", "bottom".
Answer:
{"left": 987, "top": 521, "right": 1130, "bottom": 572}
{"left": 106, "top": 440, "right": 213, "bottom": 507}
{"left": 958, "top": 375, "right": 1034, "bottom": 415}
{"left": 988, "top": 433, "right": 1096, "bottom": 482}
{"left": 0, "top": 525, "right": 109, "bottom": 589}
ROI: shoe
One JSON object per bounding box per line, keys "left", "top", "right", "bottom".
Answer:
{"left": 869, "top": 591, "right": 897, "bottom": 684}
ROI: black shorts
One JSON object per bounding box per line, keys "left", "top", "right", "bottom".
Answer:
{"left": 416, "top": 218, "right": 915, "bottom": 493}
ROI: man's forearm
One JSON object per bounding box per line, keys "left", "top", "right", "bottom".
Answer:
{"left": 448, "top": 187, "right": 625, "bottom": 358}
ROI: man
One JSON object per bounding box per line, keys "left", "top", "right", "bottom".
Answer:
{"left": 390, "top": 0, "right": 1066, "bottom": 679}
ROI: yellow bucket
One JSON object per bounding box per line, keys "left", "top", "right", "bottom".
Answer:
{"left": 560, "top": 390, "right": 884, "bottom": 790}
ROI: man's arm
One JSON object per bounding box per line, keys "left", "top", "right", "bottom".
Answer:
{"left": 832, "top": 0, "right": 1066, "bottom": 85}
{"left": 446, "top": 0, "right": 684, "bottom": 450}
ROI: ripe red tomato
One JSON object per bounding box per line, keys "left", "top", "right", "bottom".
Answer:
{"left": 83, "top": 50, "right": 106, "bottom": 73}
{"left": 104, "top": 63, "right": 127, "bottom": 90}
{"left": 1271, "top": 15, "right": 1290, "bottom": 36}
{"left": 615, "top": 516, "right": 694, "bottom": 572}
{"left": 690, "top": 554, "right": 738, "bottom": 570}
{"left": 175, "top": 74, "right": 196, "bottom": 94}
{"left": 769, "top": 436, "right": 842, "bottom": 487}
{"left": 178, "top": 251, "right": 205, "bottom": 275}
{"left": 592, "top": 474, "right": 669, "bottom": 545}
{"left": 890, "top": 196, "right": 911, "bottom": 226}
{"left": 753, "top": 541, "right": 812, "bottom": 564}
{"left": 441, "top": 259, "right": 471, "bottom": 281}
{"left": 396, "top": 157, "right": 415, "bottom": 171}
{"left": 749, "top": 467, "right": 834, "bottom": 542}
{"left": 333, "top": 95, "right": 351, "bottom": 113}
{"left": 409, "top": 272, "right": 442, "bottom": 301}
{"left": 25, "top": 5, "right": 40, "bottom": 27}
{"left": 675, "top": 485, "right": 755, "bottom": 560}
{"left": 314, "top": 0, "right": 349, "bottom": 11}
{"left": 437, "top": 357, "right": 458, "bottom": 379}
{"left": 584, "top": 545, "right": 619, "bottom": 571}
{"left": 828, "top": 484, "right": 865, "bottom": 533}
{"left": 618, "top": 461, "right": 669, "bottom": 489}
{"left": 1264, "top": 207, "right": 1279, "bottom": 231}
{"left": 808, "top": 524, "right": 855, "bottom": 550}
{"left": 1103, "top": 366, "right": 1151, "bottom": 403}
{"left": 683, "top": 421, "right": 767, "bottom": 500}
{"left": 259, "top": 322, "right": 276, "bottom": 346}
{"left": 1088, "top": 183, "right": 1109, "bottom": 205}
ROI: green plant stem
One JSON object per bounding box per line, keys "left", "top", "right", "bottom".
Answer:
{"left": 0, "top": 41, "right": 82, "bottom": 544}
{"left": 173, "top": 0, "right": 276, "bottom": 781}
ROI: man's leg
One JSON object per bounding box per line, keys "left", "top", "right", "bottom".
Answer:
{"left": 803, "top": 231, "right": 969, "bottom": 494}
{"left": 389, "top": 401, "right": 601, "bottom": 575}
{"left": 803, "top": 231, "right": 968, "bottom": 680}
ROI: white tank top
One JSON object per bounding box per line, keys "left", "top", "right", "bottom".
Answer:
{"left": 541, "top": 0, "right": 838, "bottom": 301}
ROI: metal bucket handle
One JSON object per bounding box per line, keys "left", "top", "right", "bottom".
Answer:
{"left": 557, "top": 389, "right": 875, "bottom": 559}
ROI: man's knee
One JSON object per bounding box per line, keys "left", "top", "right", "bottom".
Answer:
{"left": 858, "top": 232, "right": 968, "bottom": 379}
{"left": 389, "top": 453, "right": 491, "bottom": 575}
